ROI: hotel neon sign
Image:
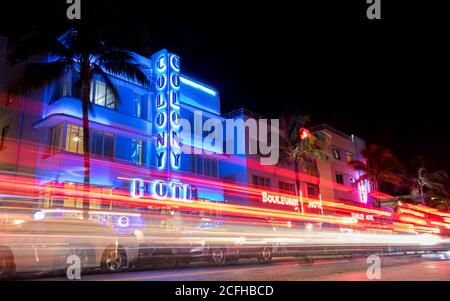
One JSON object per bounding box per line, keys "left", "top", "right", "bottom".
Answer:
{"left": 153, "top": 51, "right": 182, "bottom": 171}
{"left": 130, "top": 178, "right": 196, "bottom": 202}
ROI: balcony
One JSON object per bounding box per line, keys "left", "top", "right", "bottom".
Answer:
{"left": 33, "top": 97, "right": 152, "bottom": 140}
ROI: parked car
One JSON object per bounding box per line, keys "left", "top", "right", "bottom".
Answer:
{"left": 0, "top": 218, "right": 140, "bottom": 279}
{"left": 192, "top": 216, "right": 278, "bottom": 266}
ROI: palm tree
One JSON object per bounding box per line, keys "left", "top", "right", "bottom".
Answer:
{"left": 7, "top": 27, "right": 150, "bottom": 218}
{"left": 409, "top": 168, "right": 450, "bottom": 208}
{"left": 348, "top": 144, "right": 404, "bottom": 193}
{"left": 279, "top": 114, "right": 331, "bottom": 202}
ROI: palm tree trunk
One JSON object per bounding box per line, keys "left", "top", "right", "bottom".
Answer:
{"left": 80, "top": 67, "right": 91, "bottom": 220}
{"left": 294, "top": 161, "right": 302, "bottom": 212}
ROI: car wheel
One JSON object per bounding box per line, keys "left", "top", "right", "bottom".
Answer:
{"left": 226, "top": 256, "right": 239, "bottom": 265}
{"left": 210, "top": 247, "right": 226, "bottom": 266}
{"left": 101, "top": 246, "right": 126, "bottom": 273}
{"left": 153, "top": 254, "right": 177, "bottom": 269}
{"left": 176, "top": 257, "right": 191, "bottom": 267}
{"left": 0, "top": 247, "right": 15, "bottom": 280}
{"left": 258, "top": 247, "right": 272, "bottom": 264}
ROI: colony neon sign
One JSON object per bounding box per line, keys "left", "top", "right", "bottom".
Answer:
{"left": 153, "top": 51, "right": 182, "bottom": 171}
{"left": 130, "top": 178, "right": 196, "bottom": 201}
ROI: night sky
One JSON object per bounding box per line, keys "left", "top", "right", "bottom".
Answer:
{"left": 1, "top": 0, "right": 449, "bottom": 172}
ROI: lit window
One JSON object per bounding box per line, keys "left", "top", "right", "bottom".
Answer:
{"left": 133, "top": 93, "right": 142, "bottom": 118}
{"left": 336, "top": 173, "right": 344, "bottom": 184}
{"left": 306, "top": 184, "right": 319, "bottom": 197}
{"left": 63, "top": 182, "right": 83, "bottom": 209}
{"left": 332, "top": 147, "right": 341, "bottom": 160}
{"left": 90, "top": 79, "right": 117, "bottom": 109}
{"left": 346, "top": 152, "right": 353, "bottom": 162}
{"left": 252, "top": 175, "right": 271, "bottom": 187}
{"left": 5, "top": 89, "right": 13, "bottom": 106}
{"left": 131, "top": 139, "right": 143, "bottom": 165}
{"left": 279, "top": 181, "right": 295, "bottom": 193}
{"left": 66, "top": 124, "right": 84, "bottom": 154}
{"left": 64, "top": 124, "right": 114, "bottom": 158}
{"left": 50, "top": 125, "right": 63, "bottom": 154}
{"left": 0, "top": 125, "right": 10, "bottom": 150}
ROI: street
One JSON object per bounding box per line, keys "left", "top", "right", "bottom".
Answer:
{"left": 35, "top": 254, "right": 450, "bottom": 281}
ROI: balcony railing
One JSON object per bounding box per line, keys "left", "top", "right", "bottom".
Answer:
{"left": 223, "top": 108, "right": 266, "bottom": 120}
{"left": 309, "top": 124, "right": 352, "bottom": 140}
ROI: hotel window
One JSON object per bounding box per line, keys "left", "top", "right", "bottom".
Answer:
{"left": 332, "top": 147, "right": 341, "bottom": 160}
{"left": 62, "top": 183, "right": 105, "bottom": 209}
{"left": 346, "top": 152, "right": 353, "bottom": 162}
{"left": 279, "top": 181, "right": 295, "bottom": 193}
{"left": 63, "top": 124, "right": 114, "bottom": 158}
{"left": 335, "top": 173, "right": 344, "bottom": 184}
{"left": 252, "top": 175, "right": 271, "bottom": 187}
{"left": 91, "top": 130, "right": 114, "bottom": 158}
{"left": 61, "top": 73, "right": 71, "bottom": 98}
{"left": 131, "top": 139, "right": 143, "bottom": 165}
{"left": 90, "top": 79, "right": 117, "bottom": 109}
{"left": 66, "top": 124, "right": 84, "bottom": 154}
{"left": 0, "top": 125, "right": 9, "bottom": 150}
{"left": 50, "top": 125, "right": 63, "bottom": 154}
{"left": 306, "top": 184, "right": 319, "bottom": 197}
{"left": 5, "top": 89, "right": 13, "bottom": 106}
{"left": 133, "top": 93, "right": 143, "bottom": 118}
{"left": 190, "top": 155, "right": 218, "bottom": 177}
{"left": 63, "top": 183, "right": 84, "bottom": 208}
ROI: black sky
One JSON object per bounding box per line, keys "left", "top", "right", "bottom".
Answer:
{"left": 1, "top": 0, "right": 449, "bottom": 172}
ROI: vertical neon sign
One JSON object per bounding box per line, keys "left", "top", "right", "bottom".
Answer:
{"left": 169, "top": 54, "right": 182, "bottom": 170}
{"left": 152, "top": 50, "right": 182, "bottom": 172}
{"left": 154, "top": 53, "right": 168, "bottom": 171}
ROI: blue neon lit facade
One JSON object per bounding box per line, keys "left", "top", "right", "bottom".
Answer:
{"left": 29, "top": 48, "right": 224, "bottom": 205}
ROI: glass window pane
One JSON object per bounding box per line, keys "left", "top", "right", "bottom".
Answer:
{"left": 131, "top": 139, "right": 142, "bottom": 165}
{"left": 66, "top": 124, "right": 81, "bottom": 153}
{"left": 204, "top": 158, "right": 211, "bottom": 176}
{"left": 77, "top": 127, "right": 84, "bottom": 154}
{"left": 103, "top": 133, "right": 114, "bottom": 158}
{"left": 95, "top": 80, "right": 106, "bottom": 106}
{"left": 106, "top": 88, "right": 116, "bottom": 109}
{"left": 91, "top": 130, "right": 103, "bottom": 155}
{"left": 134, "top": 93, "right": 141, "bottom": 117}
{"left": 196, "top": 156, "right": 203, "bottom": 175}
{"left": 212, "top": 159, "right": 217, "bottom": 177}
{"left": 190, "top": 155, "right": 195, "bottom": 174}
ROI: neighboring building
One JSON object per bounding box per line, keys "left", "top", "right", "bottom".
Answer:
{"left": 310, "top": 124, "right": 375, "bottom": 206}
{"left": 220, "top": 108, "right": 322, "bottom": 210}
{"left": 218, "top": 109, "right": 375, "bottom": 212}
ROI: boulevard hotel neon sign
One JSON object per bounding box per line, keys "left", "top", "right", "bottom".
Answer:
{"left": 153, "top": 50, "right": 182, "bottom": 171}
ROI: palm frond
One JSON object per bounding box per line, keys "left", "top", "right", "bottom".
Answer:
{"left": 95, "top": 48, "right": 150, "bottom": 87}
